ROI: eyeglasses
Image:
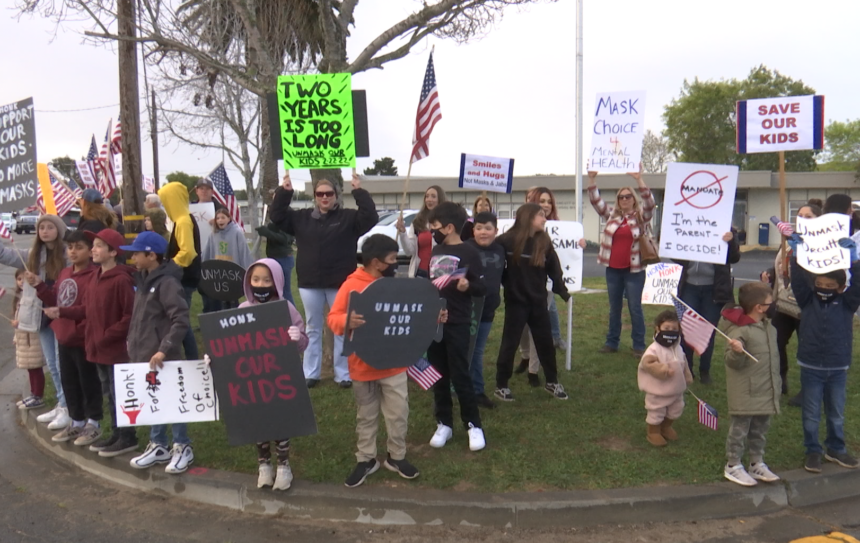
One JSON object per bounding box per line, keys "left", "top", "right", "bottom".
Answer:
{"left": 618, "top": 194, "right": 634, "bottom": 200}
{"left": 315, "top": 191, "right": 335, "bottom": 198}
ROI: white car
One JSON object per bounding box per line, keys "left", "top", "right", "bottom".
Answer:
{"left": 1, "top": 213, "right": 17, "bottom": 234}
{"left": 357, "top": 210, "right": 420, "bottom": 262}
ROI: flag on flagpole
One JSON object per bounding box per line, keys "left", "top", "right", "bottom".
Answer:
{"left": 410, "top": 51, "right": 442, "bottom": 164}
{"left": 406, "top": 358, "right": 442, "bottom": 390}
{"left": 83, "top": 134, "right": 100, "bottom": 189}
{"left": 98, "top": 118, "right": 117, "bottom": 198}
{"left": 36, "top": 171, "right": 77, "bottom": 217}
{"left": 697, "top": 399, "right": 719, "bottom": 430}
{"left": 431, "top": 268, "right": 468, "bottom": 290}
{"left": 0, "top": 286, "right": 6, "bottom": 299}
{"left": 672, "top": 296, "right": 715, "bottom": 356}
{"left": 0, "top": 221, "right": 12, "bottom": 241}
{"left": 205, "top": 163, "right": 244, "bottom": 228}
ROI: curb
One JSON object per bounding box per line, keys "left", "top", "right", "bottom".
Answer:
{"left": 18, "top": 408, "right": 860, "bottom": 528}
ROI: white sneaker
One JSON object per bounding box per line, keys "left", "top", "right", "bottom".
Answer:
{"left": 130, "top": 442, "right": 171, "bottom": 469}
{"left": 165, "top": 444, "right": 194, "bottom": 474}
{"left": 749, "top": 462, "right": 780, "bottom": 483}
{"left": 47, "top": 408, "right": 71, "bottom": 430}
{"left": 724, "top": 464, "right": 757, "bottom": 487}
{"left": 467, "top": 423, "right": 486, "bottom": 451}
{"left": 273, "top": 463, "right": 293, "bottom": 491}
{"left": 257, "top": 463, "right": 275, "bottom": 488}
{"left": 36, "top": 406, "right": 61, "bottom": 424}
{"left": 429, "top": 423, "right": 453, "bottom": 448}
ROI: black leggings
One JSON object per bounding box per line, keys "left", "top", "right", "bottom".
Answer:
{"left": 257, "top": 439, "right": 290, "bottom": 465}
{"left": 58, "top": 344, "right": 102, "bottom": 422}
{"left": 495, "top": 302, "right": 559, "bottom": 388}
{"left": 772, "top": 311, "right": 800, "bottom": 382}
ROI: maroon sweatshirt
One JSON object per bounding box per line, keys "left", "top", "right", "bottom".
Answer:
{"left": 36, "top": 263, "right": 97, "bottom": 348}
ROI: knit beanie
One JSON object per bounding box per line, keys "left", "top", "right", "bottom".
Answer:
{"left": 36, "top": 214, "right": 68, "bottom": 241}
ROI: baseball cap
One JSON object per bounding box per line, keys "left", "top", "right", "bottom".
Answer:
{"left": 196, "top": 178, "right": 213, "bottom": 189}
{"left": 81, "top": 188, "right": 104, "bottom": 204}
{"left": 84, "top": 228, "right": 126, "bottom": 253}
{"left": 119, "top": 231, "right": 168, "bottom": 255}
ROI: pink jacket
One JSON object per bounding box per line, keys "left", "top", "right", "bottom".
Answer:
{"left": 637, "top": 341, "right": 691, "bottom": 397}
{"left": 239, "top": 258, "right": 309, "bottom": 353}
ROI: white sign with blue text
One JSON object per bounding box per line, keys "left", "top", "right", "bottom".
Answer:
{"left": 588, "top": 91, "right": 646, "bottom": 173}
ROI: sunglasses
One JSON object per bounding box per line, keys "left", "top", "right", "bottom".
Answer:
{"left": 315, "top": 191, "right": 335, "bottom": 198}
{"left": 618, "top": 194, "right": 634, "bottom": 200}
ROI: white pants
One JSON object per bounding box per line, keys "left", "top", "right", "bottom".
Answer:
{"left": 298, "top": 288, "right": 350, "bottom": 383}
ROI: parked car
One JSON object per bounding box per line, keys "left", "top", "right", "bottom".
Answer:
{"left": 14, "top": 212, "right": 37, "bottom": 234}
{"left": 62, "top": 208, "right": 81, "bottom": 231}
{"left": 1, "top": 213, "right": 17, "bottom": 234}
{"left": 356, "top": 210, "right": 419, "bottom": 263}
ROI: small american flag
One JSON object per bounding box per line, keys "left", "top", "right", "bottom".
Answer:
{"left": 36, "top": 171, "right": 77, "bottom": 217}
{"left": 206, "top": 163, "right": 244, "bottom": 228}
{"left": 770, "top": 216, "right": 794, "bottom": 237}
{"left": 98, "top": 118, "right": 117, "bottom": 198}
{"left": 672, "top": 297, "right": 715, "bottom": 356}
{"left": 0, "top": 286, "right": 6, "bottom": 299}
{"left": 410, "top": 51, "right": 442, "bottom": 164}
{"left": 431, "top": 267, "right": 468, "bottom": 290}
{"left": 407, "top": 358, "right": 442, "bottom": 391}
{"left": 698, "top": 399, "right": 719, "bottom": 430}
{"left": 0, "top": 221, "right": 11, "bottom": 240}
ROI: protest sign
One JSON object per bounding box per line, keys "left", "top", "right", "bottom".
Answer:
{"left": 737, "top": 95, "right": 825, "bottom": 154}
{"left": 189, "top": 202, "right": 216, "bottom": 251}
{"left": 199, "top": 301, "right": 317, "bottom": 446}
{"left": 114, "top": 360, "right": 219, "bottom": 427}
{"left": 199, "top": 260, "right": 246, "bottom": 302}
{"left": 588, "top": 91, "right": 646, "bottom": 173}
{"left": 458, "top": 154, "right": 514, "bottom": 193}
{"left": 795, "top": 214, "right": 850, "bottom": 274}
{"left": 498, "top": 220, "right": 585, "bottom": 293}
{"left": 75, "top": 160, "right": 98, "bottom": 189}
{"left": 0, "top": 98, "right": 39, "bottom": 214}
{"left": 641, "top": 263, "right": 683, "bottom": 305}
{"left": 658, "top": 163, "right": 739, "bottom": 265}
{"left": 342, "top": 278, "right": 445, "bottom": 371}
{"left": 276, "top": 74, "right": 355, "bottom": 169}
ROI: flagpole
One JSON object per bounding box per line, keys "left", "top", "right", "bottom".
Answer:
{"left": 400, "top": 160, "right": 414, "bottom": 214}
{"left": 565, "top": 296, "right": 573, "bottom": 371}
{"left": 10, "top": 241, "right": 29, "bottom": 271}
{"left": 670, "top": 293, "right": 759, "bottom": 363}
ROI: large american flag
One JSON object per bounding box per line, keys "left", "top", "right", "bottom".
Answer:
{"left": 406, "top": 358, "right": 442, "bottom": 391}
{"left": 697, "top": 399, "right": 719, "bottom": 431}
{"left": 82, "top": 135, "right": 99, "bottom": 189}
{"left": 205, "top": 163, "right": 244, "bottom": 228}
{"left": 672, "top": 296, "right": 715, "bottom": 356}
{"left": 410, "top": 51, "right": 442, "bottom": 164}
{"left": 98, "top": 118, "right": 117, "bottom": 198}
{"left": 36, "top": 171, "right": 77, "bottom": 217}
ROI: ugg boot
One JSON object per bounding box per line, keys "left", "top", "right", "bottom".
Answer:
{"left": 647, "top": 424, "right": 667, "bottom": 446}
{"left": 660, "top": 418, "right": 678, "bottom": 441}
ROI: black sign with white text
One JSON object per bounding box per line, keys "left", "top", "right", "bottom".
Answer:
{"left": 0, "top": 98, "right": 38, "bottom": 213}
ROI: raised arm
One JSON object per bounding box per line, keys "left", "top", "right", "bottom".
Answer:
{"left": 629, "top": 165, "right": 656, "bottom": 222}
{"left": 269, "top": 173, "right": 296, "bottom": 235}
{"left": 350, "top": 173, "right": 379, "bottom": 237}
{"left": 0, "top": 245, "right": 29, "bottom": 270}
{"left": 586, "top": 171, "right": 611, "bottom": 220}
{"left": 789, "top": 255, "right": 814, "bottom": 309}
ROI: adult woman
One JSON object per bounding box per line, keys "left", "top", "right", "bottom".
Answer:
{"left": 77, "top": 189, "right": 124, "bottom": 234}
{"left": 396, "top": 185, "right": 446, "bottom": 278}
{"left": 270, "top": 172, "right": 378, "bottom": 388}
{"left": 473, "top": 195, "right": 493, "bottom": 216}
{"left": 587, "top": 167, "right": 656, "bottom": 355}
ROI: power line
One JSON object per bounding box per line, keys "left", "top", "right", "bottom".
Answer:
{"left": 35, "top": 103, "right": 121, "bottom": 113}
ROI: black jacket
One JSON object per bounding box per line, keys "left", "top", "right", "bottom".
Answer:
{"left": 127, "top": 261, "right": 190, "bottom": 363}
{"left": 676, "top": 229, "right": 741, "bottom": 304}
{"left": 256, "top": 222, "right": 294, "bottom": 259}
{"left": 270, "top": 187, "right": 378, "bottom": 289}
{"left": 167, "top": 214, "right": 202, "bottom": 289}
{"left": 497, "top": 232, "right": 570, "bottom": 307}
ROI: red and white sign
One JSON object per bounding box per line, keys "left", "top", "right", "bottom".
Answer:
{"left": 737, "top": 95, "right": 825, "bottom": 154}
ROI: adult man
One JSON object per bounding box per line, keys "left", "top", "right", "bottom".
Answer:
{"left": 195, "top": 178, "right": 215, "bottom": 204}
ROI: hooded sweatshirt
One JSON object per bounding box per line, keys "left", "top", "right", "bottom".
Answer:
{"left": 35, "top": 263, "right": 98, "bottom": 347}
{"left": 328, "top": 267, "right": 407, "bottom": 382}
{"left": 159, "top": 182, "right": 202, "bottom": 288}
{"left": 127, "top": 260, "right": 190, "bottom": 363}
{"left": 202, "top": 220, "right": 253, "bottom": 269}
{"left": 239, "top": 258, "right": 309, "bottom": 353}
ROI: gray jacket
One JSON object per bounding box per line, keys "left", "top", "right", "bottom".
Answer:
{"left": 127, "top": 261, "right": 190, "bottom": 363}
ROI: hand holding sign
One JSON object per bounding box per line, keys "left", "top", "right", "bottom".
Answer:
{"left": 838, "top": 238, "right": 859, "bottom": 263}
{"left": 281, "top": 172, "right": 292, "bottom": 190}
{"left": 351, "top": 172, "right": 361, "bottom": 191}
{"left": 795, "top": 214, "right": 851, "bottom": 273}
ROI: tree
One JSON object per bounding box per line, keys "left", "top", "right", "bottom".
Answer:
{"left": 818, "top": 119, "right": 860, "bottom": 172}
{"left": 363, "top": 157, "right": 398, "bottom": 176}
{"left": 640, "top": 131, "right": 674, "bottom": 173}
{"left": 166, "top": 171, "right": 198, "bottom": 193}
{"left": 663, "top": 65, "right": 818, "bottom": 172}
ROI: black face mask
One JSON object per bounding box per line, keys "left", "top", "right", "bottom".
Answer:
{"left": 815, "top": 287, "right": 838, "bottom": 303}
{"left": 251, "top": 286, "right": 278, "bottom": 303}
{"left": 432, "top": 229, "right": 447, "bottom": 245}
{"left": 654, "top": 331, "right": 680, "bottom": 348}
{"left": 380, "top": 264, "right": 397, "bottom": 278}
{"left": 765, "top": 304, "right": 777, "bottom": 319}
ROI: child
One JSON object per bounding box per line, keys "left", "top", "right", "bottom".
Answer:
{"left": 493, "top": 203, "right": 569, "bottom": 402}
{"left": 238, "top": 258, "right": 308, "bottom": 490}
{"left": 13, "top": 269, "right": 45, "bottom": 410}
{"left": 637, "top": 310, "right": 692, "bottom": 446}
{"left": 31, "top": 230, "right": 102, "bottom": 446}
{"left": 120, "top": 232, "right": 194, "bottom": 474}
{"left": 465, "top": 212, "right": 506, "bottom": 409}
{"left": 790, "top": 236, "right": 860, "bottom": 472}
{"left": 145, "top": 208, "right": 170, "bottom": 242}
{"left": 201, "top": 207, "right": 253, "bottom": 311}
{"left": 719, "top": 282, "right": 782, "bottom": 486}
{"left": 426, "top": 202, "right": 486, "bottom": 451}
{"left": 329, "top": 234, "right": 430, "bottom": 487}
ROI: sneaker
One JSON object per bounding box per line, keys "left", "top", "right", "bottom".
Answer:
{"left": 476, "top": 393, "right": 496, "bottom": 409}
{"left": 598, "top": 345, "right": 618, "bottom": 354}
{"left": 306, "top": 378, "right": 320, "bottom": 389}
{"left": 494, "top": 387, "right": 514, "bottom": 402}
{"left": 554, "top": 337, "right": 567, "bottom": 352}
{"left": 514, "top": 359, "right": 529, "bottom": 374}
{"left": 273, "top": 463, "right": 293, "bottom": 490}
{"left": 89, "top": 433, "right": 119, "bottom": 452}
{"left": 344, "top": 458, "right": 380, "bottom": 488}
{"left": 47, "top": 408, "right": 71, "bottom": 431}
{"left": 545, "top": 382, "right": 569, "bottom": 400}
{"left": 16, "top": 395, "right": 34, "bottom": 408}
{"left": 99, "top": 437, "right": 139, "bottom": 458}
{"left": 467, "top": 423, "right": 485, "bottom": 451}
{"left": 36, "top": 406, "right": 62, "bottom": 424}
{"left": 699, "top": 372, "right": 712, "bottom": 385}
{"left": 129, "top": 442, "right": 170, "bottom": 467}
{"left": 429, "top": 423, "right": 453, "bottom": 448}
{"left": 73, "top": 424, "right": 103, "bottom": 447}
{"left": 724, "top": 464, "right": 757, "bottom": 487}
{"left": 749, "top": 462, "right": 780, "bottom": 482}
{"left": 338, "top": 380, "right": 353, "bottom": 389}
{"left": 19, "top": 396, "right": 46, "bottom": 410}
{"left": 825, "top": 450, "right": 860, "bottom": 469}
{"left": 165, "top": 444, "right": 194, "bottom": 474}
{"left": 804, "top": 453, "right": 823, "bottom": 473}
{"left": 257, "top": 462, "right": 275, "bottom": 488}
{"left": 52, "top": 424, "right": 85, "bottom": 443}
{"left": 384, "top": 455, "right": 419, "bottom": 480}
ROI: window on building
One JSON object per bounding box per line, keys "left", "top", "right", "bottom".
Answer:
{"left": 788, "top": 200, "right": 808, "bottom": 224}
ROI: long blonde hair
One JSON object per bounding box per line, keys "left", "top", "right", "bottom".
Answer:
{"left": 611, "top": 186, "right": 641, "bottom": 219}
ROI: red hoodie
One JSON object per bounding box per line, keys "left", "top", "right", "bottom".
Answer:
{"left": 36, "top": 263, "right": 97, "bottom": 348}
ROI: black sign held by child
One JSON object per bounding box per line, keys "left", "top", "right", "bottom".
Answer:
{"left": 199, "top": 260, "right": 246, "bottom": 302}
{"left": 342, "top": 278, "right": 445, "bottom": 370}
{"left": 0, "top": 97, "right": 38, "bottom": 214}
{"left": 199, "top": 301, "right": 317, "bottom": 446}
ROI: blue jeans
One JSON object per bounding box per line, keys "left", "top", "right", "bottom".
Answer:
{"left": 298, "top": 287, "right": 350, "bottom": 382}
{"left": 605, "top": 267, "right": 646, "bottom": 351}
{"left": 548, "top": 296, "right": 562, "bottom": 342}
{"left": 800, "top": 367, "right": 848, "bottom": 455}
{"left": 679, "top": 283, "right": 722, "bottom": 376}
{"left": 150, "top": 423, "right": 190, "bottom": 447}
{"left": 273, "top": 256, "right": 295, "bottom": 304}
{"left": 469, "top": 321, "right": 493, "bottom": 395}
{"left": 182, "top": 286, "right": 199, "bottom": 360}
{"left": 39, "top": 328, "right": 65, "bottom": 407}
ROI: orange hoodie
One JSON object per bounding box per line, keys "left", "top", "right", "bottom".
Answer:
{"left": 328, "top": 267, "right": 407, "bottom": 382}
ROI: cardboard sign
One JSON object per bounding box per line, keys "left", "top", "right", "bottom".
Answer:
{"left": 276, "top": 74, "right": 355, "bottom": 169}
{"left": 589, "top": 91, "right": 646, "bottom": 173}
{"left": 0, "top": 98, "right": 39, "bottom": 213}
{"left": 497, "top": 220, "right": 585, "bottom": 293}
{"left": 189, "top": 202, "right": 216, "bottom": 253}
{"left": 199, "top": 301, "right": 317, "bottom": 446}
{"left": 737, "top": 95, "right": 825, "bottom": 154}
{"left": 658, "top": 163, "right": 739, "bottom": 265}
{"left": 342, "top": 278, "right": 445, "bottom": 371}
{"left": 458, "top": 154, "right": 514, "bottom": 193}
{"left": 795, "top": 214, "right": 851, "bottom": 273}
{"left": 199, "top": 260, "right": 246, "bottom": 302}
{"left": 642, "top": 263, "right": 683, "bottom": 305}
{"left": 467, "top": 297, "right": 485, "bottom": 363}
{"left": 114, "top": 361, "right": 219, "bottom": 427}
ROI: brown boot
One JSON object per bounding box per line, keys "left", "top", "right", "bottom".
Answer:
{"left": 660, "top": 418, "right": 678, "bottom": 441}
{"left": 647, "top": 424, "right": 667, "bottom": 446}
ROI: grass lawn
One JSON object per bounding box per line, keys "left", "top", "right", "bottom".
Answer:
{"left": 54, "top": 273, "right": 860, "bottom": 492}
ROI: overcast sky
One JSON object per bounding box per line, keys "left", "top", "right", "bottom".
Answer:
{"left": 2, "top": 0, "right": 858, "bottom": 192}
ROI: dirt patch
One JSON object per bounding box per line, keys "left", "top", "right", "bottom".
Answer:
{"left": 452, "top": 480, "right": 476, "bottom": 492}
{"left": 595, "top": 435, "right": 635, "bottom": 452}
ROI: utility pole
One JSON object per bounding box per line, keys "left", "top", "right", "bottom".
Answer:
{"left": 117, "top": 0, "right": 144, "bottom": 232}
{"left": 151, "top": 89, "right": 160, "bottom": 189}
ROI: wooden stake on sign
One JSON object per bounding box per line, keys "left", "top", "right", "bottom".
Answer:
{"left": 778, "top": 150, "right": 788, "bottom": 269}
{"left": 11, "top": 240, "right": 29, "bottom": 271}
